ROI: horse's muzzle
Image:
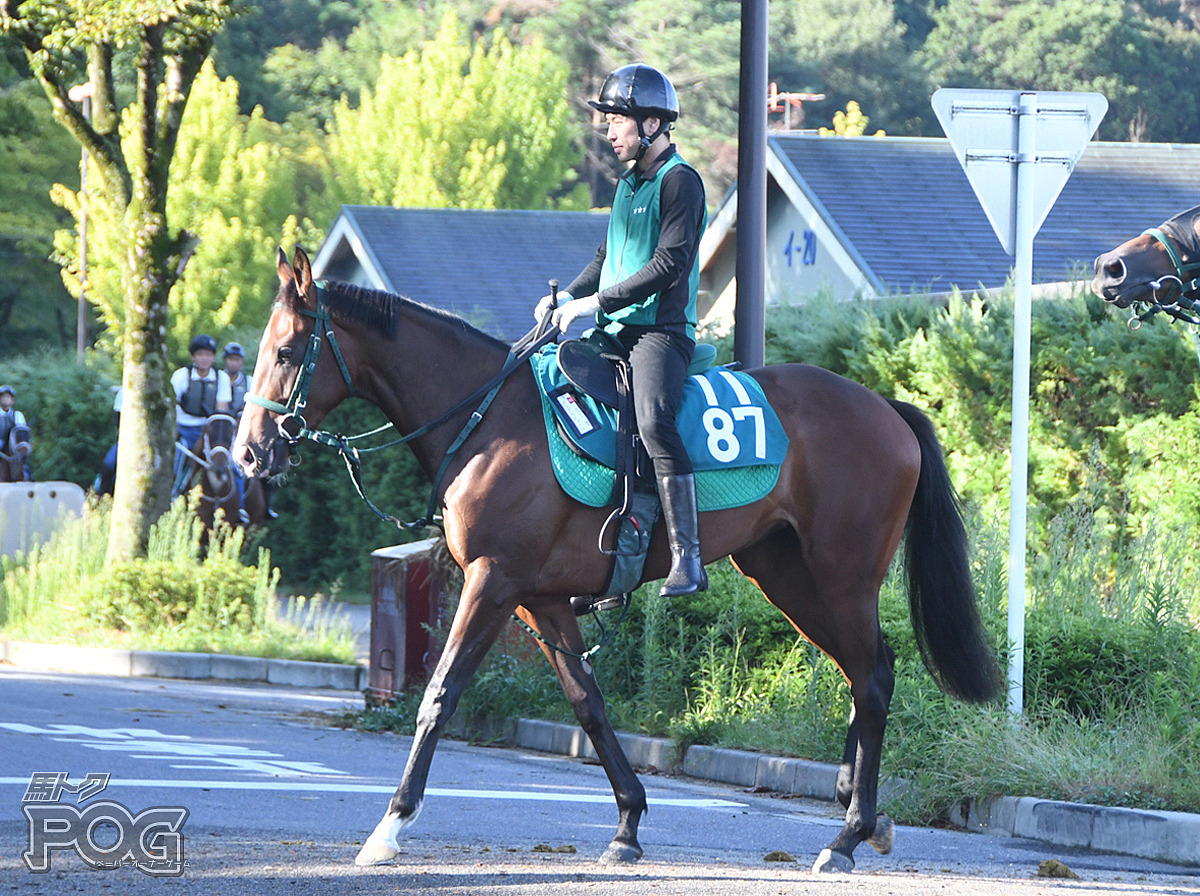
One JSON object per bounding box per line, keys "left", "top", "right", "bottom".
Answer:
{"left": 1091, "top": 252, "right": 1131, "bottom": 306}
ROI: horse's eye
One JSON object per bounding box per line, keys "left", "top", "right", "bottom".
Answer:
{"left": 277, "top": 346, "right": 293, "bottom": 364}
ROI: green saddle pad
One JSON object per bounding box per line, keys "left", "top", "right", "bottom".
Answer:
{"left": 530, "top": 346, "right": 786, "bottom": 511}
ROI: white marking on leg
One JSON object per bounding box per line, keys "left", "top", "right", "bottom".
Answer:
{"left": 354, "top": 802, "right": 423, "bottom": 866}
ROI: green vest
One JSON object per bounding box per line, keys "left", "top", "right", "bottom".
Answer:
{"left": 599, "top": 153, "right": 706, "bottom": 340}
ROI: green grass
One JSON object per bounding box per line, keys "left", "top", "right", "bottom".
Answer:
{"left": 0, "top": 498, "right": 358, "bottom": 665}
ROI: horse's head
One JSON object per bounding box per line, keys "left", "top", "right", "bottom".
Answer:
{"left": 234, "top": 246, "right": 355, "bottom": 479}
{"left": 202, "top": 414, "right": 237, "bottom": 472}
{"left": 1092, "top": 206, "right": 1200, "bottom": 309}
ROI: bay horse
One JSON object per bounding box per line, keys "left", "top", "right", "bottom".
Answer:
{"left": 233, "top": 247, "right": 1001, "bottom": 874}
{"left": 182, "top": 413, "right": 266, "bottom": 529}
{"left": 0, "top": 423, "right": 32, "bottom": 482}
{"left": 1092, "top": 205, "right": 1200, "bottom": 321}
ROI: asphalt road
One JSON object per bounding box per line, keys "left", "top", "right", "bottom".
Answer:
{"left": 1, "top": 668, "right": 1197, "bottom": 895}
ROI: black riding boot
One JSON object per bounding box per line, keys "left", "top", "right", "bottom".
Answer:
{"left": 658, "top": 473, "right": 708, "bottom": 597}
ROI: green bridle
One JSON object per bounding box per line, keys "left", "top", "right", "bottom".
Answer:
{"left": 1142, "top": 227, "right": 1200, "bottom": 306}
{"left": 244, "top": 281, "right": 355, "bottom": 443}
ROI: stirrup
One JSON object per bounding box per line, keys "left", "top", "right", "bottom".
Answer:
{"left": 571, "top": 594, "right": 628, "bottom": 617}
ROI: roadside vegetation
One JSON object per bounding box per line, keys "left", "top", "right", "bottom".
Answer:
{"left": 0, "top": 499, "right": 356, "bottom": 664}
{"left": 355, "top": 284, "right": 1200, "bottom": 824}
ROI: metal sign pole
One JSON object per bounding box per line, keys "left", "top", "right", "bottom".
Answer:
{"left": 932, "top": 87, "right": 1105, "bottom": 719}
{"left": 1006, "top": 93, "right": 1037, "bottom": 718}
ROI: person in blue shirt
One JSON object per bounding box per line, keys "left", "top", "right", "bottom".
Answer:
{"left": 537, "top": 64, "right": 709, "bottom": 597}
{"left": 0, "top": 385, "right": 30, "bottom": 480}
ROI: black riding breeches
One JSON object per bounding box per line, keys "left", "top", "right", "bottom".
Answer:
{"left": 621, "top": 328, "right": 695, "bottom": 479}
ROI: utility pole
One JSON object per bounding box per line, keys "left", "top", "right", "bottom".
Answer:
{"left": 68, "top": 80, "right": 94, "bottom": 362}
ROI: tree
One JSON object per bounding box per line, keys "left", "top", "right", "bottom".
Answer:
{"left": 0, "top": 78, "right": 81, "bottom": 351}
{"left": 325, "top": 11, "right": 586, "bottom": 211}
{"left": 920, "top": 0, "right": 1200, "bottom": 143}
{"left": 1, "top": 0, "right": 234, "bottom": 561}
{"left": 772, "top": 0, "right": 934, "bottom": 138}
{"left": 52, "top": 59, "right": 321, "bottom": 363}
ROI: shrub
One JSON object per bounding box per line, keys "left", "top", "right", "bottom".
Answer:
{"left": 83, "top": 556, "right": 262, "bottom": 634}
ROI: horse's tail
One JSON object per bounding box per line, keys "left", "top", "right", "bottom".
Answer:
{"left": 888, "top": 399, "right": 1002, "bottom": 704}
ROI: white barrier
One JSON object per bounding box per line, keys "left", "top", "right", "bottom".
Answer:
{"left": 0, "top": 482, "right": 87, "bottom": 558}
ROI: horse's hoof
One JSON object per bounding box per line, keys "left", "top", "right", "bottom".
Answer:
{"left": 812, "top": 847, "right": 854, "bottom": 874}
{"left": 600, "top": 841, "right": 643, "bottom": 864}
{"left": 354, "top": 836, "right": 398, "bottom": 866}
{"left": 868, "top": 814, "right": 894, "bottom": 855}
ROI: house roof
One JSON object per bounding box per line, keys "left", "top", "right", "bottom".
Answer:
{"left": 312, "top": 205, "right": 610, "bottom": 342}
{"left": 769, "top": 135, "right": 1200, "bottom": 294}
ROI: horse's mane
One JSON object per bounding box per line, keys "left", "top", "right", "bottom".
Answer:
{"left": 322, "top": 280, "right": 509, "bottom": 350}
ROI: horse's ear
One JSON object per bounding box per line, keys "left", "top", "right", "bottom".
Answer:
{"left": 277, "top": 247, "right": 293, "bottom": 286}
{"left": 292, "top": 247, "right": 313, "bottom": 298}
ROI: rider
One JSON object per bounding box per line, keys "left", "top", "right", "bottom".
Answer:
{"left": 222, "top": 342, "right": 249, "bottom": 416}
{"left": 536, "top": 63, "right": 709, "bottom": 597}
{"left": 171, "top": 335, "right": 235, "bottom": 513}
{"left": 222, "top": 341, "right": 276, "bottom": 519}
{"left": 0, "top": 385, "right": 30, "bottom": 480}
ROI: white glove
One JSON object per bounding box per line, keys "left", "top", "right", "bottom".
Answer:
{"left": 534, "top": 291, "right": 573, "bottom": 324}
{"left": 552, "top": 294, "right": 601, "bottom": 333}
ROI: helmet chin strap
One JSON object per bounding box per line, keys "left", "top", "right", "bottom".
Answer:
{"left": 634, "top": 116, "right": 666, "bottom": 162}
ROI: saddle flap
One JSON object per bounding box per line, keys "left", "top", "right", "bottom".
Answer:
{"left": 557, "top": 339, "right": 621, "bottom": 408}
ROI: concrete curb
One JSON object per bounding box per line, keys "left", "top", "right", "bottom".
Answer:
{"left": 513, "top": 717, "right": 1200, "bottom": 868}
{"left": 0, "top": 640, "right": 367, "bottom": 691}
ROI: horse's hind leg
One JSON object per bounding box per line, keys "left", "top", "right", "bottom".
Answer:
{"left": 732, "top": 527, "right": 896, "bottom": 874}
{"left": 517, "top": 603, "right": 647, "bottom": 863}
{"left": 356, "top": 562, "right": 520, "bottom": 866}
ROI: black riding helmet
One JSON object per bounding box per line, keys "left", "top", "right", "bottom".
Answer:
{"left": 590, "top": 64, "right": 679, "bottom": 159}
{"left": 189, "top": 334, "right": 218, "bottom": 355}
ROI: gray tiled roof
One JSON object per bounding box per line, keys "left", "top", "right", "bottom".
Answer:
{"left": 772, "top": 135, "right": 1200, "bottom": 294}
{"left": 334, "top": 205, "right": 609, "bottom": 341}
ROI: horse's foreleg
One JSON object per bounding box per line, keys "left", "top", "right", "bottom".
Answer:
{"left": 518, "top": 604, "right": 647, "bottom": 863}
{"left": 355, "top": 567, "right": 519, "bottom": 866}
{"left": 813, "top": 638, "right": 896, "bottom": 873}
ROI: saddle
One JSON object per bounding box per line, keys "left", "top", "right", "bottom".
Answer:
{"left": 530, "top": 337, "right": 787, "bottom": 605}
{"left": 556, "top": 330, "right": 719, "bottom": 409}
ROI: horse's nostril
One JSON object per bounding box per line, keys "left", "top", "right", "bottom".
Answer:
{"left": 1104, "top": 259, "right": 1125, "bottom": 282}
{"left": 236, "top": 444, "right": 257, "bottom": 474}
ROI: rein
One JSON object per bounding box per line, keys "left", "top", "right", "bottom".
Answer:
{"left": 246, "top": 281, "right": 562, "bottom": 530}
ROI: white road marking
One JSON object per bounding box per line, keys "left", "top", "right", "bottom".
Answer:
{"left": 0, "top": 777, "right": 746, "bottom": 808}
{"left": 0, "top": 722, "right": 348, "bottom": 776}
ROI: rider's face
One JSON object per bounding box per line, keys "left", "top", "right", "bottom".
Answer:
{"left": 605, "top": 113, "right": 661, "bottom": 166}
{"left": 191, "top": 349, "right": 215, "bottom": 373}
{"left": 0, "top": 395, "right": 12, "bottom": 411}
{"left": 224, "top": 354, "right": 244, "bottom": 375}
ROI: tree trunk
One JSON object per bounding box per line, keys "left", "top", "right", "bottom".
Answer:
{"left": 105, "top": 23, "right": 186, "bottom": 563}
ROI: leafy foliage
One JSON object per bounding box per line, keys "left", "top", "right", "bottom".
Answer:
{"left": 51, "top": 60, "right": 322, "bottom": 364}
{"left": 0, "top": 497, "right": 355, "bottom": 663}
{"left": 0, "top": 80, "right": 83, "bottom": 351}
{"left": 324, "top": 12, "right": 587, "bottom": 211}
